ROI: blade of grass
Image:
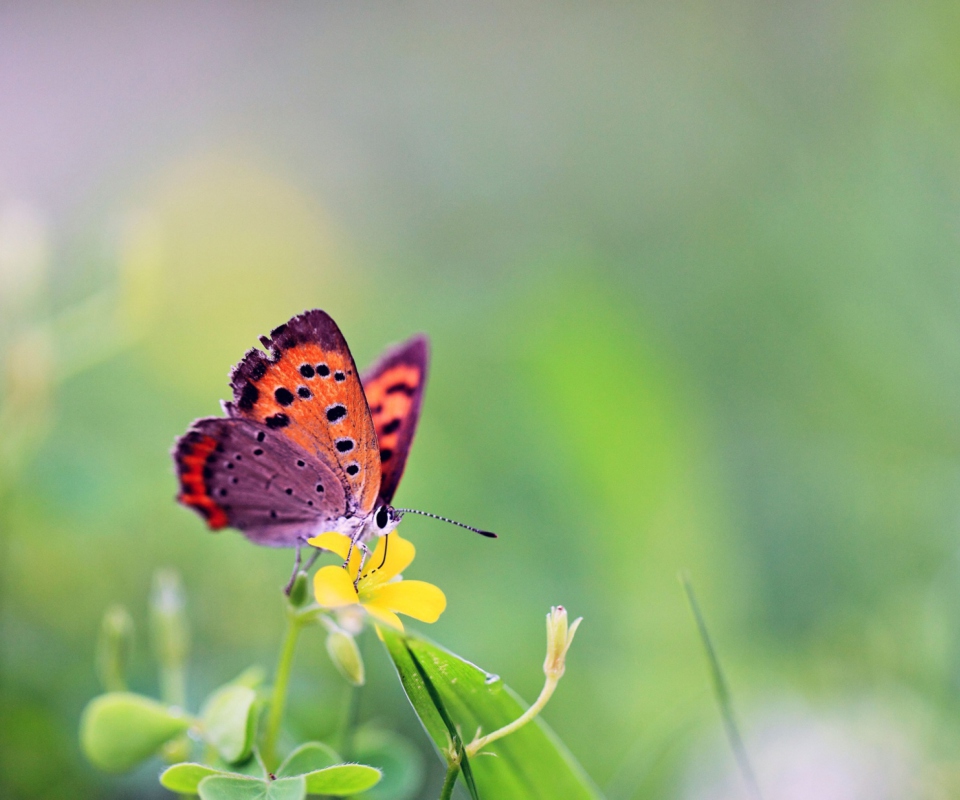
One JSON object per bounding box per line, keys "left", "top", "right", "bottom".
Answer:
{"left": 404, "top": 640, "right": 480, "bottom": 800}
{"left": 679, "top": 572, "right": 763, "bottom": 800}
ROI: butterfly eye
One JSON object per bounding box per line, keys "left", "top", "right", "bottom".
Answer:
{"left": 376, "top": 507, "right": 389, "bottom": 529}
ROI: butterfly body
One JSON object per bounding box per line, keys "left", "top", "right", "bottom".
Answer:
{"left": 174, "top": 310, "right": 427, "bottom": 547}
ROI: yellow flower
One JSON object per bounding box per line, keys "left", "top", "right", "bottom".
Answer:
{"left": 307, "top": 532, "right": 446, "bottom": 631}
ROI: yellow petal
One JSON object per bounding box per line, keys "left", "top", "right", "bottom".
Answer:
{"left": 359, "top": 533, "right": 415, "bottom": 589}
{"left": 364, "top": 580, "right": 447, "bottom": 624}
{"left": 313, "top": 565, "right": 359, "bottom": 608}
{"left": 363, "top": 603, "right": 404, "bottom": 631}
{"left": 306, "top": 533, "right": 351, "bottom": 559}
{"left": 307, "top": 533, "right": 362, "bottom": 578}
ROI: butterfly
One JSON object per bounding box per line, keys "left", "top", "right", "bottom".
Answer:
{"left": 173, "top": 309, "right": 494, "bottom": 555}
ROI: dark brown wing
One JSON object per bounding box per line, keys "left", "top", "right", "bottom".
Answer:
{"left": 361, "top": 335, "right": 429, "bottom": 505}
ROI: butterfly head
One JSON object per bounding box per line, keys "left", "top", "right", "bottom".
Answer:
{"left": 372, "top": 504, "right": 403, "bottom": 537}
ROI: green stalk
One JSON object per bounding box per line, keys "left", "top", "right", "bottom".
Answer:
{"left": 262, "top": 611, "right": 303, "bottom": 769}
{"left": 680, "top": 572, "right": 763, "bottom": 800}
{"left": 466, "top": 673, "right": 559, "bottom": 757}
{"left": 337, "top": 684, "right": 360, "bottom": 758}
{"left": 438, "top": 761, "right": 461, "bottom": 800}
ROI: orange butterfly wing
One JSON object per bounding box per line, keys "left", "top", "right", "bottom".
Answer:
{"left": 225, "top": 310, "right": 381, "bottom": 519}
{"left": 362, "top": 335, "right": 429, "bottom": 504}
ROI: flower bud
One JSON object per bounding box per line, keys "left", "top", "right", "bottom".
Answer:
{"left": 326, "top": 627, "right": 365, "bottom": 686}
{"left": 150, "top": 569, "right": 189, "bottom": 706}
{"left": 288, "top": 570, "right": 309, "bottom": 607}
{"left": 95, "top": 604, "right": 134, "bottom": 692}
{"left": 543, "top": 605, "right": 582, "bottom": 679}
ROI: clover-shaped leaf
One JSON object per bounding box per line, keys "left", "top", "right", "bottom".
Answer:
{"left": 273, "top": 741, "right": 381, "bottom": 796}
{"left": 275, "top": 742, "right": 340, "bottom": 776}
{"left": 160, "top": 763, "right": 224, "bottom": 793}
{"left": 80, "top": 692, "right": 192, "bottom": 772}
{"left": 201, "top": 684, "right": 258, "bottom": 764}
{"left": 198, "top": 775, "right": 306, "bottom": 800}
{"left": 303, "top": 765, "right": 381, "bottom": 795}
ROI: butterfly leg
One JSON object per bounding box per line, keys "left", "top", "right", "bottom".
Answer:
{"left": 345, "top": 530, "right": 372, "bottom": 589}
{"left": 354, "top": 549, "right": 369, "bottom": 590}
{"left": 343, "top": 530, "right": 370, "bottom": 571}
{"left": 282, "top": 543, "right": 303, "bottom": 596}
{"left": 303, "top": 548, "right": 322, "bottom": 573}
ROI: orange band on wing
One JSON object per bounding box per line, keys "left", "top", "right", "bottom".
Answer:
{"left": 361, "top": 336, "right": 428, "bottom": 505}
{"left": 366, "top": 365, "right": 421, "bottom": 455}
{"left": 176, "top": 434, "right": 229, "bottom": 529}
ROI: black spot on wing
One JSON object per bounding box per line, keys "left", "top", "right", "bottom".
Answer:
{"left": 385, "top": 382, "right": 416, "bottom": 396}
{"left": 381, "top": 418, "right": 401, "bottom": 435}
{"left": 274, "top": 387, "right": 295, "bottom": 406}
{"left": 238, "top": 383, "right": 259, "bottom": 411}
{"left": 326, "top": 404, "right": 347, "bottom": 422}
{"left": 266, "top": 413, "right": 290, "bottom": 429}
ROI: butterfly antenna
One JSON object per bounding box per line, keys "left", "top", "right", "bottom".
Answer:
{"left": 394, "top": 508, "right": 498, "bottom": 539}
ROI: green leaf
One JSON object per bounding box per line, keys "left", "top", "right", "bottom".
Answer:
{"left": 79, "top": 692, "right": 192, "bottom": 772}
{"left": 351, "top": 728, "right": 424, "bottom": 800}
{"left": 198, "top": 775, "right": 306, "bottom": 800}
{"left": 404, "top": 643, "right": 479, "bottom": 800}
{"left": 303, "top": 764, "right": 381, "bottom": 795}
{"left": 381, "top": 628, "right": 603, "bottom": 800}
{"left": 230, "top": 665, "right": 267, "bottom": 690}
{"left": 201, "top": 684, "right": 258, "bottom": 763}
{"left": 276, "top": 741, "right": 340, "bottom": 777}
{"left": 160, "top": 763, "right": 224, "bottom": 793}
{"left": 273, "top": 740, "right": 380, "bottom": 795}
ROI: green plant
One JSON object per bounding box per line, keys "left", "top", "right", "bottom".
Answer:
{"left": 80, "top": 534, "right": 592, "bottom": 799}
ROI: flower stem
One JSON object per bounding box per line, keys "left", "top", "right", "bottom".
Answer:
{"left": 263, "top": 611, "right": 303, "bottom": 769}
{"left": 337, "top": 683, "right": 360, "bottom": 758}
{"left": 438, "top": 761, "right": 460, "bottom": 800}
{"left": 466, "top": 675, "right": 559, "bottom": 757}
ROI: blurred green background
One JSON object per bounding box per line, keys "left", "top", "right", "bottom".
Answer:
{"left": 3, "top": 3, "right": 960, "bottom": 798}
